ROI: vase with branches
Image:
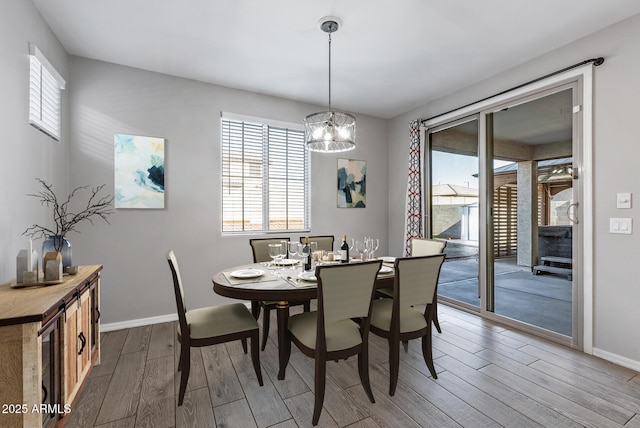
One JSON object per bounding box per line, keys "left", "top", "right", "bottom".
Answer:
{"left": 23, "top": 178, "right": 114, "bottom": 266}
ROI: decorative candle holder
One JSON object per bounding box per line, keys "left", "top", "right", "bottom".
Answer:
{"left": 44, "top": 251, "right": 63, "bottom": 281}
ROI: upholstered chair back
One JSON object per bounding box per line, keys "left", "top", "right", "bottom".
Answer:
{"left": 396, "top": 254, "right": 445, "bottom": 309}
{"left": 411, "top": 238, "right": 446, "bottom": 256}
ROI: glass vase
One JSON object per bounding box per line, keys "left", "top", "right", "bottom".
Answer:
{"left": 42, "top": 236, "right": 72, "bottom": 268}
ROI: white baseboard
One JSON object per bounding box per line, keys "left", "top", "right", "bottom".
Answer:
{"left": 101, "top": 313, "right": 178, "bottom": 332}
{"left": 99, "top": 303, "right": 251, "bottom": 333}
{"left": 593, "top": 347, "right": 640, "bottom": 372}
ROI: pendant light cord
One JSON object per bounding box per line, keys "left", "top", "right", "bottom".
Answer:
{"left": 328, "top": 31, "right": 332, "bottom": 111}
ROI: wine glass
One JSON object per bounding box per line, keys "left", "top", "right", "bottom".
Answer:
{"left": 310, "top": 241, "right": 318, "bottom": 266}
{"left": 368, "top": 238, "right": 379, "bottom": 260}
{"left": 364, "top": 237, "right": 371, "bottom": 260}
{"left": 280, "top": 242, "right": 288, "bottom": 269}
{"left": 288, "top": 242, "right": 299, "bottom": 269}
{"left": 355, "top": 240, "right": 367, "bottom": 261}
{"left": 268, "top": 243, "right": 284, "bottom": 276}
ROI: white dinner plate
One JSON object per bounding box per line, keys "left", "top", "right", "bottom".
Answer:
{"left": 378, "top": 256, "right": 396, "bottom": 263}
{"left": 297, "top": 271, "right": 317, "bottom": 282}
{"left": 379, "top": 266, "right": 393, "bottom": 274}
{"left": 230, "top": 268, "right": 264, "bottom": 279}
{"left": 276, "top": 259, "right": 299, "bottom": 266}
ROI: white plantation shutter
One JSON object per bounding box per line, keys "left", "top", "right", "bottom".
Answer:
{"left": 29, "top": 44, "right": 65, "bottom": 140}
{"left": 221, "top": 114, "right": 309, "bottom": 233}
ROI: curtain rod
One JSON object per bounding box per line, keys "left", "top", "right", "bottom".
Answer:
{"left": 420, "top": 57, "right": 604, "bottom": 124}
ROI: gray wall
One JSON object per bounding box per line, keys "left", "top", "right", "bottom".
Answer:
{"left": 68, "top": 57, "right": 388, "bottom": 325}
{"left": 0, "top": 0, "right": 69, "bottom": 282}
{"left": 387, "top": 14, "right": 640, "bottom": 365}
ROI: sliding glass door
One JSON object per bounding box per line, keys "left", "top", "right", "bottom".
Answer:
{"left": 426, "top": 82, "right": 582, "bottom": 345}
{"left": 489, "top": 88, "right": 575, "bottom": 337}
{"left": 428, "top": 118, "right": 480, "bottom": 310}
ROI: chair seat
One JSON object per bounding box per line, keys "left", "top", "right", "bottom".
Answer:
{"left": 289, "top": 311, "right": 362, "bottom": 352}
{"left": 186, "top": 303, "right": 258, "bottom": 339}
{"left": 370, "top": 299, "right": 427, "bottom": 333}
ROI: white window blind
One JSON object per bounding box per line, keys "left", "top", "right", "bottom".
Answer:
{"left": 29, "top": 44, "right": 65, "bottom": 140}
{"left": 221, "top": 115, "right": 309, "bottom": 233}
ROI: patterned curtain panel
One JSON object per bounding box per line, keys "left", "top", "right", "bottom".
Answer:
{"left": 403, "top": 119, "right": 424, "bottom": 256}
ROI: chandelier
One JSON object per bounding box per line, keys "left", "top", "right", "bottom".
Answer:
{"left": 304, "top": 17, "right": 356, "bottom": 153}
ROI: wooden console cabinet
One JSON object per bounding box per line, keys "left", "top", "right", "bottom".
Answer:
{"left": 0, "top": 265, "right": 102, "bottom": 427}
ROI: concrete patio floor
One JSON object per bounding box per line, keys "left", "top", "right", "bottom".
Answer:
{"left": 438, "top": 256, "right": 572, "bottom": 336}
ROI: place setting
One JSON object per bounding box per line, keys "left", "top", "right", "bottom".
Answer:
{"left": 286, "top": 270, "right": 317, "bottom": 288}
{"left": 223, "top": 268, "right": 278, "bottom": 285}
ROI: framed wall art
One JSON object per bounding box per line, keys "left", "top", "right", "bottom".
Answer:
{"left": 337, "top": 158, "right": 366, "bottom": 208}
{"left": 114, "top": 134, "right": 165, "bottom": 208}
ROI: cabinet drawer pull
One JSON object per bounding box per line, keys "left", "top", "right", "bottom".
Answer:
{"left": 95, "top": 307, "right": 101, "bottom": 321}
{"left": 78, "top": 332, "right": 86, "bottom": 355}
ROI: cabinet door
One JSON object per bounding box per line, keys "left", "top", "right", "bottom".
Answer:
{"left": 77, "top": 292, "right": 92, "bottom": 378}
{"left": 62, "top": 303, "right": 78, "bottom": 404}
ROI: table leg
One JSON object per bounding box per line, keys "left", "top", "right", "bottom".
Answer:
{"left": 276, "top": 301, "right": 290, "bottom": 380}
{"left": 251, "top": 300, "right": 260, "bottom": 319}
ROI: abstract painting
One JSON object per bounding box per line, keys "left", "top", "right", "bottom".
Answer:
{"left": 114, "top": 134, "right": 165, "bottom": 208}
{"left": 337, "top": 158, "right": 366, "bottom": 208}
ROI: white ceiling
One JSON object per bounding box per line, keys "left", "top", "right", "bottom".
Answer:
{"left": 32, "top": 0, "right": 640, "bottom": 119}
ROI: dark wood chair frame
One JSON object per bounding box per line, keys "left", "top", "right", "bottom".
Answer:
{"left": 283, "top": 260, "right": 381, "bottom": 425}
{"left": 370, "top": 254, "right": 445, "bottom": 396}
{"left": 167, "top": 251, "right": 263, "bottom": 405}
{"left": 249, "top": 237, "right": 311, "bottom": 350}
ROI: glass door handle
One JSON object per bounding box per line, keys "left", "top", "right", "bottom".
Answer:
{"left": 567, "top": 202, "right": 579, "bottom": 224}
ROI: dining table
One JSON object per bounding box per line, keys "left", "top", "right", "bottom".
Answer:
{"left": 212, "top": 259, "right": 395, "bottom": 380}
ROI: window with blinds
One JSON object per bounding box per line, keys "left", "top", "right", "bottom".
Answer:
{"left": 29, "top": 44, "right": 66, "bottom": 140}
{"left": 221, "top": 115, "right": 309, "bottom": 233}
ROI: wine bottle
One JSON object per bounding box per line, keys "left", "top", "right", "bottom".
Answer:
{"left": 303, "top": 237, "right": 312, "bottom": 271}
{"left": 340, "top": 234, "right": 349, "bottom": 263}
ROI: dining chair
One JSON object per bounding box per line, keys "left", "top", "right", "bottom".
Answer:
{"left": 299, "top": 235, "right": 335, "bottom": 252}
{"left": 167, "top": 250, "right": 263, "bottom": 405}
{"left": 376, "top": 238, "right": 446, "bottom": 334}
{"left": 369, "top": 254, "right": 445, "bottom": 396}
{"left": 249, "top": 237, "right": 311, "bottom": 350}
{"left": 411, "top": 238, "right": 446, "bottom": 334}
{"left": 283, "top": 260, "right": 382, "bottom": 425}
{"left": 412, "top": 237, "right": 447, "bottom": 257}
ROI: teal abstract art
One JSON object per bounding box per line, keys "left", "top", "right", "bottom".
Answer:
{"left": 114, "top": 134, "right": 165, "bottom": 208}
{"left": 337, "top": 158, "right": 366, "bottom": 208}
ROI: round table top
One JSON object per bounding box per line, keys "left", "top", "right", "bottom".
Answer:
{"left": 212, "top": 262, "right": 394, "bottom": 303}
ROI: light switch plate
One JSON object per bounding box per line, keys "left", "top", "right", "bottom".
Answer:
{"left": 610, "top": 218, "right": 632, "bottom": 234}
{"left": 617, "top": 192, "right": 632, "bottom": 209}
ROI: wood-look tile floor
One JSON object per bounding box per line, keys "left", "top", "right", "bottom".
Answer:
{"left": 67, "top": 304, "right": 640, "bottom": 428}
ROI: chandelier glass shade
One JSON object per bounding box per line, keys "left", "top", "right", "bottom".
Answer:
{"left": 304, "top": 110, "right": 356, "bottom": 152}
{"left": 304, "top": 17, "right": 356, "bottom": 153}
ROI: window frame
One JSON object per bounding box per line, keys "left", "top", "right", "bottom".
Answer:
{"left": 221, "top": 112, "right": 311, "bottom": 235}
{"left": 29, "top": 43, "right": 66, "bottom": 141}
